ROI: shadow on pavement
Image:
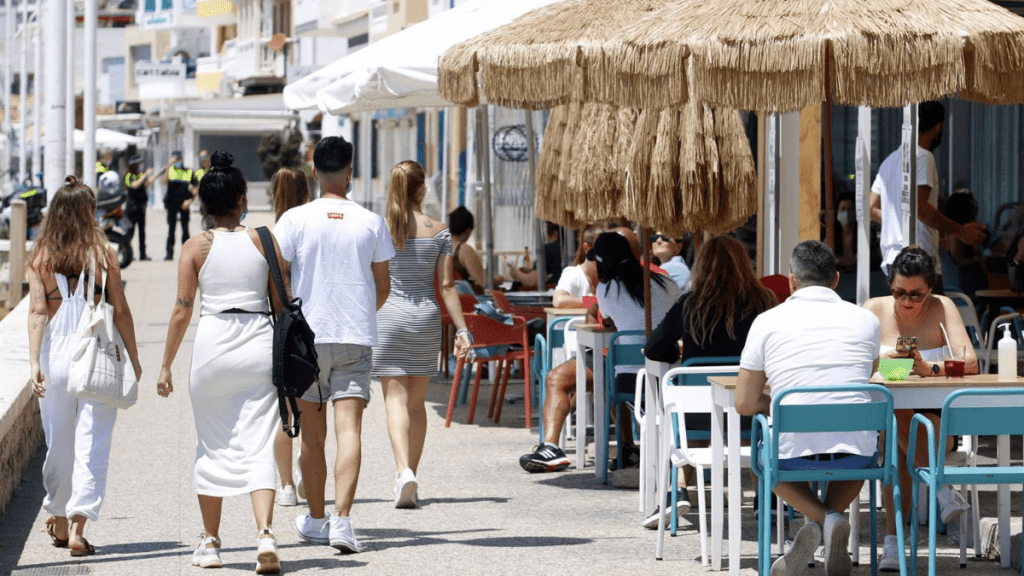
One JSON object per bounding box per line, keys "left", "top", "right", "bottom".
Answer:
{"left": 535, "top": 472, "right": 617, "bottom": 491}
{"left": 0, "top": 445, "right": 46, "bottom": 576}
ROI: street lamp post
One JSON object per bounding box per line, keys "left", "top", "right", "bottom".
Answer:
{"left": 31, "top": 5, "right": 40, "bottom": 186}
{"left": 18, "top": 0, "right": 29, "bottom": 183}
{"left": 44, "top": 0, "right": 68, "bottom": 199}
{"left": 83, "top": 0, "right": 96, "bottom": 188}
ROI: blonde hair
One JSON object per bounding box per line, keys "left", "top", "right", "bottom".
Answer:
{"left": 31, "top": 175, "right": 109, "bottom": 276}
{"left": 385, "top": 160, "right": 426, "bottom": 251}
{"left": 271, "top": 166, "right": 310, "bottom": 221}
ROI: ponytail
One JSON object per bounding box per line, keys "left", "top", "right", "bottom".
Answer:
{"left": 385, "top": 160, "right": 425, "bottom": 251}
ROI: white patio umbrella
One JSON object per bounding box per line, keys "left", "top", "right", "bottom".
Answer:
{"left": 73, "top": 128, "right": 145, "bottom": 152}
{"left": 282, "top": 0, "right": 561, "bottom": 114}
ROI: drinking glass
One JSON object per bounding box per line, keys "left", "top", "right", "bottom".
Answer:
{"left": 944, "top": 345, "right": 966, "bottom": 378}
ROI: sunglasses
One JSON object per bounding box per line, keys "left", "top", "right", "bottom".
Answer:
{"left": 891, "top": 288, "right": 929, "bottom": 302}
{"left": 650, "top": 234, "right": 673, "bottom": 244}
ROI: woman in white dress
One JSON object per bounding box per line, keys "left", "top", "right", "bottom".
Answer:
{"left": 157, "top": 151, "right": 287, "bottom": 574}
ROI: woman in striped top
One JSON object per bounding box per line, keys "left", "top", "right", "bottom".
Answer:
{"left": 373, "top": 160, "right": 470, "bottom": 508}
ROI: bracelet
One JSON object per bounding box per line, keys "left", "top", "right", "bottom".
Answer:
{"left": 456, "top": 329, "right": 471, "bottom": 338}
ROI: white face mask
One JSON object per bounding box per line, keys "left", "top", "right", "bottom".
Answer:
{"left": 837, "top": 210, "right": 853, "bottom": 228}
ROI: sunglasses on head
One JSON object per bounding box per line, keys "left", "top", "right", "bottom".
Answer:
{"left": 891, "top": 287, "right": 929, "bottom": 302}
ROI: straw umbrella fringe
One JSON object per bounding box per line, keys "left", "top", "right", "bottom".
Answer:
{"left": 568, "top": 103, "right": 620, "bottom": 221}
{"left": 599, "top": 0, "right": 1024, "bottom": 113}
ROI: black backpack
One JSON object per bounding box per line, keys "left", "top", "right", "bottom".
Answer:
{"left": 256, "top": 226, "right": 320, "bottom": 438}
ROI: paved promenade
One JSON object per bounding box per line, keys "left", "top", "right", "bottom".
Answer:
{"left": 1, "top": 209, "right": 1019, "bottom": 576}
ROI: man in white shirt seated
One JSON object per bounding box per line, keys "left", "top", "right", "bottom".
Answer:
{"left": 737, "top": 241, "right": 882, "bottom": 576}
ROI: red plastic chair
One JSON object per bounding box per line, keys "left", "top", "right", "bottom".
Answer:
{"left": 759, "top": 274, "right": 792, "bottom": 303}
{"left": 445, "top": 313, "right": 532, "bottom": 428}
{"left": 490, "top": 289, "right": 546, "bottom": 324}
{"left": 436, "top": 278, "right": 478, "bottom": 377}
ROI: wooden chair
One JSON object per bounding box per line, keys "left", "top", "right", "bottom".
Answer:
{"left": 445, "top": 313, "right": 532, "bottom": 428}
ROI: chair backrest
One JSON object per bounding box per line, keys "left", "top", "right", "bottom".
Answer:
{"left": 490, "top": 290, "right": 512, "bottom": 312}
{"left": 459, "top": 293, "right": 478, "bottom": 313}
{"left": 464, "top": 313, "right": 529, "bottom": 348}
{"left": 939, "top": 388, "right": 1024, "bottom": 439}
{"left": 766, "top": 384, "right": 894, "bottom": 483}
{"left": 533, "top": 333, "right": 548, "bottom": 375}
{"left": 661, "top": 365, "right": 740, "bottom": 450}
{"left": 946, "top": 290, "right": 983, "bottom": 348}
{"left": 606, "top": 330, "right": 647, "bottom": 369}
{"left": 547, "top": 316, "right": 575, "bottom": 349}
{"left": 675, "top": 356, "right": 741, "bottom": 386}
{"left": 760, "top": 274, "right": 792, "bottom": 303}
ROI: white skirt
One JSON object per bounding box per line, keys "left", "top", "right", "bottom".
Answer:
{"left": 189, "top": 313, "right": 277, "bottom": 496}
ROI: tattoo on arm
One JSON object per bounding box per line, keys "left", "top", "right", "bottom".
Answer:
{"left": 175, "top": 298, "right": 194, "bottom": 308}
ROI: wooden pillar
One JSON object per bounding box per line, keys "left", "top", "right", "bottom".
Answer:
{"left": 756, "top": 114, "right": 766, "bottom": 277}
{"left": 799, "top": 103, "right": 822, "bottom": 242}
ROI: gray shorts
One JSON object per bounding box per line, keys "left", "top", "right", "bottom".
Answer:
{"left": 302, "top": 343, "right": 373, "bottom": 405}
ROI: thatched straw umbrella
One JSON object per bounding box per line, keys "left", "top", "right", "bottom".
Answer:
{"left": 438, "top": 0, "right": 680, "bottom": 110}
{"left": 535, "top": 100, "right": 757, "bottom": 235}
{"left": 601, "top": 0, "right": 1024, "bottom": 112}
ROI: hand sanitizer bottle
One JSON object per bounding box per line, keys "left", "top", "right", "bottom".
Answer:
{"left": 998, "top": 323, "right": 1017, "bottom": 380}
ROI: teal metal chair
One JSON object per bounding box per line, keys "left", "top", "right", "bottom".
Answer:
{"left": 907, "top": 388, "right": 1024, "bottom": 576}
{"left": 537, "top": 316, "right": 580, "bottom": 445}
{"left": 752, "top": 384, "right": 904, "bottom": 576}
{"left": 602, "top": 330, "right": 646, "bottom": 484}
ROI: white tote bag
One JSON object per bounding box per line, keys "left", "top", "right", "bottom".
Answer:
{"left": 67, "top": 256, "right": 138, "bottom": 409}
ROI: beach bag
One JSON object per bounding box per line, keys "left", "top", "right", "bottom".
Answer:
{"left": 67, "top": 256, "right": 138, "bottom": 409}
{"left": 256, "top": 226, "right": 319, "bottom": 438}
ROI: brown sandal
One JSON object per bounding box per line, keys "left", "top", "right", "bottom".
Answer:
{"left": 69, "top": 538, "right": 95, "bottom": 557}
{"left": 45, "top": 517, "right": 69, "bottom": 548}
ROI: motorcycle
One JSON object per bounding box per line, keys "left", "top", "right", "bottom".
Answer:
{"left": 0, "top": 180, "right": 47, "bottom": 240}
{"left": 96, "top": 171, "right": 134, "bottom": 270}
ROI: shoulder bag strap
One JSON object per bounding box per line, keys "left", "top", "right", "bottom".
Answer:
{"left": 256, "top": 226, "right": 288, "bottom": 315}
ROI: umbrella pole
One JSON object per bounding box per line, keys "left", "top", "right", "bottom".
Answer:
{"left": 823, "top": 46, "right": 835, "bottom": 250}
{"left": 479, "top": 105, "right": 495, "bottom": 290}
{"left": 642, "top": 225, "right": 652, "bottom": 339}
{"left": 525, "top": 109, "right": 545, "bottom": 290}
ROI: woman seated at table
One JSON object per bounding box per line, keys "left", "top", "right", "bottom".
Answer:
{"left": 448, "top": 206, "right": 486, "bottom": 294}
{"left": 644, "top": 235, "right": 776, "bottom": 526}
{"left": 518, "top": 230, "right": 679, "bottom": 474}
{"left": 862, "top": 245, "right": 977, "bottom": 571}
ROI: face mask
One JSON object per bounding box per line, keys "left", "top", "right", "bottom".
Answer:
{"left": 346, "top": 180, "right": 353, "bottom": 195}
{"left": 175, "top": 162, "right": 184, "bottom": 169}
{"left": 837, "top": 210, "right": 853, "bottom": 227}
{"left": 240, "top": 208, "right": 247, "bottom": 222}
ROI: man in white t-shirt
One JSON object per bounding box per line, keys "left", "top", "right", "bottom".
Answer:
{"left": 737, "top": 241, "right": 882, "bottom": 576}
{"left": 869, "top": 101, "right": 986, "bottom": 284}
{"left": 274, "top": 136, "right": 395, "bottom": 555}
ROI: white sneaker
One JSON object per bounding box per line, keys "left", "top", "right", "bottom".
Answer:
{"left": 329, "top": 516, "right": 361, "bottom": 553}
{"left": 276, "top": 485, "right": 298, "bottom": 507}
{"left": 770, "top": 521, "right": 821, "bottom": 576}
{"left": 395, "top": 468, "right": 418, "bottom": 509}
{"left": 823, "top": 513, "right": 852, "bottom": 576}
{"left": 255, "top": 529, "right": 281, "bottom": 574}
{"left": 878, "top": 534, "right": 901, "bottom": 572}
{"left": 191, "top": 534, "right": 222, "bottom": 568}
{"left": 937, "top": 486, "right": 971, "bottom": 524}
{"left": 642, "top": 495, "right": 692, "bottom": 530}
{"left": 293, "top": 512, "right": 330, "bottom": 545}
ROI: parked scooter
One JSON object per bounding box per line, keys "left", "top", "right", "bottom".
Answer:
{"left": 0, "top": 179, "right": 47, "bottom": 240}
{"left": 97, "top": 170, "right": 134, "bottom": 269}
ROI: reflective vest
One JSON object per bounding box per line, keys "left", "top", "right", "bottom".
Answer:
{"left": 195, "top": 168, "right": 207, "bottom": 182}
{"left": 96, "top": 161, "right": 108, "bottom": 174}
{"left": 125, "top": 173, "right": 141, "bottom": 186}
{"left": 168, "top": 166, "right": 194, "bottom": 181}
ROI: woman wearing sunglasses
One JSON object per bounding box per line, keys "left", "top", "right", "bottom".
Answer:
{"left": 862, "top": 244, "right": 977, "bottom": 571}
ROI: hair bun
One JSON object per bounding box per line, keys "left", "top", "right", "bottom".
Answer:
{"left": 64, "top": 175, "right": 80, "bottom": 186}
{"left": 210, "top": 151, "right": 233, "bottom": 169}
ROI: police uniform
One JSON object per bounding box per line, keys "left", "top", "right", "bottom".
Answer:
{"left": 125, "top": 172, "right": 149, "bottom": 260}
{"left": 165, "top": 165, "right": 198, "bottom": 260}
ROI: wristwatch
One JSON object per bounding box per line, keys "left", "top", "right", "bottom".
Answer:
{"left": 931, "top": 363, "right": 941, "bottom": 375}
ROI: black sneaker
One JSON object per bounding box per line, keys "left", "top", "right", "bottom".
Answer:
{"left": 519, "top": 444, "right": 570, "bottom": 473}
{"left": 608, "top": 444, "right": 641, "bottom": 471}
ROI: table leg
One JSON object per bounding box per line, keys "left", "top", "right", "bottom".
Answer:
{"left": 727, "top": 406, "right": 741, "bottom": 576}
{"left": 575, "top": 339, "right": 587, "bottom": 469}
{"left": 642, "top": 371, "right": 659, "bottom": 515}
{"left": 998, "top": 434, "right": 1010, "bottom": 568}
{"left": 711, "top": 402, "right": 725, "bottom": 571}
{"left": 593, "top": 346, "right": 607, "bottom": 480}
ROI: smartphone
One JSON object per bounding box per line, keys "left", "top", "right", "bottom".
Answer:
{"left": 895, "top": 336, "right": 918, "bottom": 355}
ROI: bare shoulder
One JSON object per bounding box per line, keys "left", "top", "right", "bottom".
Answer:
{"left": 862, "top": 296, "right": 888, "bottom": 312}
{"left": 432, "top": 221, "right": 450, "bottom": 235}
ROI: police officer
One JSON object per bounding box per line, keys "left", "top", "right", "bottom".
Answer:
{"left": 161, "top": 150, "right": 199, "bottom": 261}
{"left": 125, "top": 154, "right": 161, "bottom": 261}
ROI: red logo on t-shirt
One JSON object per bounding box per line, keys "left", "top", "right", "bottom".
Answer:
{"left": 327, "top": 213, "right": 344, "bottom": 220}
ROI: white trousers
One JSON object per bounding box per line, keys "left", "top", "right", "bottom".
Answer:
{"left": 40, "top": 379, "right": 118, "bottom": 521}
